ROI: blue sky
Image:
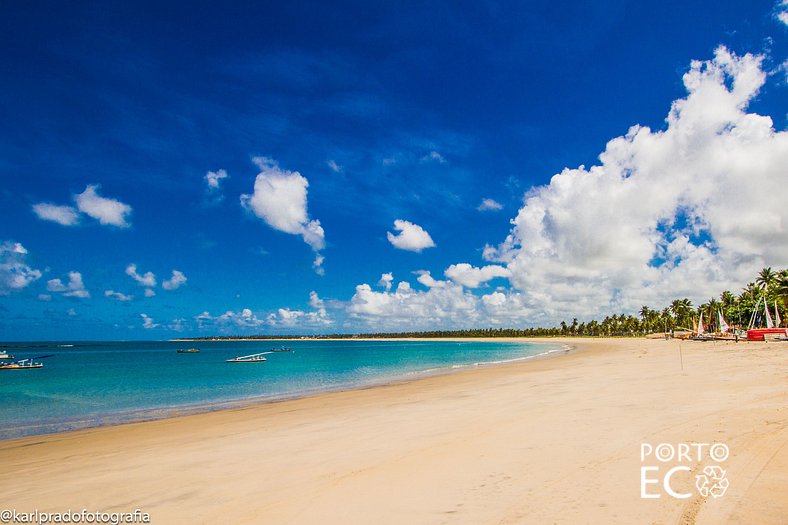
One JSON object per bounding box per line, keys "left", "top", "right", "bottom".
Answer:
{"left": 1, "top": 1, "right": 787, "bottom": 340}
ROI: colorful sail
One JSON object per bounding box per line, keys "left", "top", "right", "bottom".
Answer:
{"left": 718, "top": 311, "right": 729, "bottom": 334}
{"left": 764, "top": 302, "right": 774, "bottom": 328}
{"left": 776, "top": 301, "right": 782, "bottom": 327}
{"left": 697, "top": 312, "right": 704, "bottom": 335}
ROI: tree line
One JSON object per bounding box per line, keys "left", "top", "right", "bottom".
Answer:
{"left": 183, "top": 267, "right": 788, "bottom": 340}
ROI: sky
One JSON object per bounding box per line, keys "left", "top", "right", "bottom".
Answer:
{"left": 1, "top": 0, "right": 787, "bottom": 340}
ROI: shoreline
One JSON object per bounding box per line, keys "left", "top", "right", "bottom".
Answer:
{"left": 0, "top": 338, "right": 570, "bottom": 441}
{"left": 2, "top": 339, "right": 573, "bottom": 441}
{"left": 1, "top": 337, "right": 785, "bottom": 524}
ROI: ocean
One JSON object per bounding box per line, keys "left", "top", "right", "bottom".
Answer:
{"left": 0, "top": 339, "right": 564, "bottom": 439}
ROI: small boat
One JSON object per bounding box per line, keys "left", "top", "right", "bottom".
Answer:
{"left": 0, "top": 358, "right": 44, "bottom": 370}
{"left": 177, "top": 348, "right": 200, "bottom": 353}
{"left": 226, "top": 352, "right": 269, "bottom": 363}
{"left": 0, "top": 351, "right": 14, "bottom": 360}
{"left": 270, "top": 346, "right": 291, "bottom": 352}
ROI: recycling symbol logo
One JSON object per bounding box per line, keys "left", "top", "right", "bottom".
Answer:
{"left": 695, "top": 465, "right": 729, "bottom": 498}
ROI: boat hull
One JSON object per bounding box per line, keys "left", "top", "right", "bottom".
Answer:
{"left": 746, "top": 328, "right": 788, "bottom": 341}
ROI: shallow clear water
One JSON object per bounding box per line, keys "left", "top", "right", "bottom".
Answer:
{"left": 0, "top": 339, "right": 563, "bottom": 439}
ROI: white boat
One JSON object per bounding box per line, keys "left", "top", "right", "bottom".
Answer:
{"left": 0, "top": 351, "right": 14, "bottom": 360}
{"left": 226, "top": 352, "right": 270, "bottom": 363}
{"left": 0, "top": 358, "right": 44, "bottom": 370}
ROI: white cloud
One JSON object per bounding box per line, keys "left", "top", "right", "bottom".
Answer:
{"left": 0, "top": 241, "right": 42, "bottom": 295}
{"left": 205, "top": 169, "right": 229, "bottom": 190}
{"left": 126, "top": 264, "right": 157, "bottom": 287}
{"left": 386, "top": 220, "right": 436, "bottom": 252}
{"left": 347, "top": 279, "right": 480, "bottom": 331}
{"left": 326, "top": 160, "right": 342, "bottom": 173}
{"left": 444, "top": 263, "right": 510, "bottom": 288}
{"left": 75, "top": 185, "right": 132, "bottom": 228}
{"left": 47, "top": 271, "right": 90, "bottom": 298}
{"left": 140, "top": 313, "right": 159, "bottom": 329}
{"left": 481, "top": 46, "right": 788, "bottom": 322}
{"left": 105, "top": 290, "right": 133, "bottom": 301}
{"left": 241, "top": 157, "right": 326, "bottom": 272}
{"left": 66, "top": 308, "right": 77, "bottom": 317}
{"left": 32, "top": 203, "right": 80, "bottom": 226}
{"left": 162, "top": 270, "right": 187, "bottom": 291}
{"left": 378, "top": 272, "right": 394, "bottom": 291}
{"left": 144, "top": 288, "right": 156, "bottom": 298}
{"left": 414, "top": 270, "right": 447, "bottom": 288}
{"left": 420, "top": 150, "right": 447, "bottom": 164}
{"left": 777, "top": 0, "right": 788, "bottom": 26}
{"left": 38, "top": 294, "right": 52, "bottom": 301}
{"left": 477, "top": 198, "right": 503, "bottom": 211}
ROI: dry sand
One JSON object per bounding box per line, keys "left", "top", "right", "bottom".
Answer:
{"left": 1, "top": 337, "right": 786, "bottom": 524}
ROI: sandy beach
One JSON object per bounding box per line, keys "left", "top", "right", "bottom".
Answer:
{"left": 1, "top": 337, "right": 786, "bottom": 524}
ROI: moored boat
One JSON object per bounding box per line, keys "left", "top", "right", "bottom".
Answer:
{"left": 177, "top": 348, "right": 200, "bottom": 353}
{"left": 226, "top": 352, "right": 269, "bottom": 363}
{"left": 0, "top": 358, "right": 44, "bottom": 370}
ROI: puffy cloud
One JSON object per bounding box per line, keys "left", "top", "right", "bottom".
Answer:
{"left": 140, "top": 313, "right": 159, "bottom": 329}
{"left": 347, "top": 279, "right": 480, "bottom": 331}
{"left": 144, "top": 288, "right": 156, "bottom": 298}
{"left": 482, "top": 46, "right": 788, "bottom": 322}
{"left": 420, "top": 150, "right": 447, "bottom": 164}
{"left": 241, "top": 157, "right": 326, "bottom": 272}
{"left": 386, "top": 220, "right": 436, "bottom": 252}
{"left": 204, "top": 169, "right": 229, "bottom": 205}
{"left": 162, "top": 270, "right": 187, "bottom": 291}
{"left": 378, "top": 272, "right": 394, "bottom": 291}
{"left": 477, "top": 198, "right": 503, "bottom": 211}
{"left": 777, "top": 0, "right": 788, "bottom": 26}
{"left": 415, "top": 270, "right": 447, "bottom": 288}
{"left": 32, "top": 203, "right": 80, "bottom": 226}
{"left": 204, "top": 169, "right": 229, "bottom": 190}
{"left": 126, "top": 264, "right": 157, "bottom": 287}
{"left": 444, "top": 263, "right": 511, "bottom": 288}
{"left": 105, "top": 290, "right": 133, "bottom": 301}
{"left": 47, "top": 271, "right": 90, "bottom": 298}
{"left": 0, "top": 241, "right": 42, "bottom": 295}
{"left": 75, "top": 185, "right": 132, "bottom": 228}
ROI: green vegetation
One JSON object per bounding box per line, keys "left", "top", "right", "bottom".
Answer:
{"left": 182, "top": 267, "right": 788, "bottom": 340}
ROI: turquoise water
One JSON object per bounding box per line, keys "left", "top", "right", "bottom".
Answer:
{"left": 0, "top": 339, "right": 563, "bottom": 439}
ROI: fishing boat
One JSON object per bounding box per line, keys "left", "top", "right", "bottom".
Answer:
{"left": 0, "top": 351, "right": 14, "bottom": 360}
{"left": 270, "top": 346, "right": 291, "bottom": 352}
{"left": 0, "top": 358, "right": 44, "bottom": 370}
{"left": 745, "top": 298, "right": 787, "bottom": 341}
{"left": 177, "top": 348, "right": 200, "bottom": 353}
{"left": 226, "top": 352, "right": 269, "bottom": 363}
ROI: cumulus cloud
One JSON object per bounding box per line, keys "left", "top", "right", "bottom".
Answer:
{"left": 386, "top": 220, "right": 436, "bottom": 252}
{"left": 347, "top": 278, "right": 480, "bottom": 331}
{"left": 205, "top": 169, "right": 229, "bottom": 190}
{"left": 481, "top": 46, "right": 788, "bottom": 322}
{"left": 444, "top": 263, "right": 510, "bottom": 288}
{"left": 75, "top": 185, "right": 132, "bottom": 228}
{"left": 0, "top": 241, "right": 42, "bottom": 295}
{"left": 414, "top": 270, "right": 447, "bottom": 288}
{"left": 32, "top": 203, "right": 80, "bottom": 226}
{"left": 105, "top": 290, "right": 133, "bottom": 301}
{"left": 378, "top": 272, "right": 394, "bottom": 291}
{"left": 777, "top": 0, "right": 788, "bottom": 26}
{"left": 204, "top": 169, "right": 229, "bottom": 204}
{"left": 241, "top": 157, "right": 326, "bottom": 273}
{"left": 477, "top": 198, "right": 503, "bottom": 211}
{"left": 126, "top": 264, "right": 156, "bottom": 287}
{"left": 140, "top": 313, "right": 159, "bottom": 329}
{"left": 162, "top": 270, "right": 187, "bottom": 291}
{"left": 47, "top": 271, "right": 90, "bottom": 298}
{"left": 144, "top": 288, "right": 156, "bottom": 298}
